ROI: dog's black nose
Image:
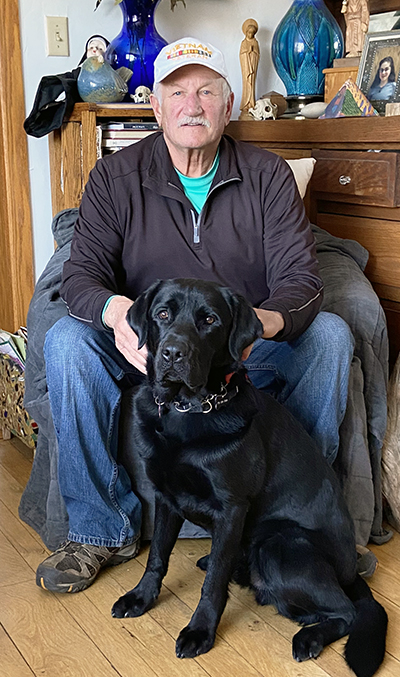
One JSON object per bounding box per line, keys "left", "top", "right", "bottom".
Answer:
{"left": 161, "top": 341, "right": 188, "bottom": 364}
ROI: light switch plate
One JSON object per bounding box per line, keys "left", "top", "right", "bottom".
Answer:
{"left": 46, "top": 16, "right": 69, "bottom": 56}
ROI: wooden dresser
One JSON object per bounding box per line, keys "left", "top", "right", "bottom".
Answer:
{"left": 49, "top": 108, "right": 400, "bottom": 365}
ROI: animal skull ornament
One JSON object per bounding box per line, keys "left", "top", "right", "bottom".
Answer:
{"left": 248, "top": 97, "right": 278, "bottom": 120}
{"left": 131, "top": 85, "right": 152, "bottom": 104}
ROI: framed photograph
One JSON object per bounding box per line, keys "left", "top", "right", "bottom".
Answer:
{"left": 357, "top": 30, "right": 400, "bottom": 114}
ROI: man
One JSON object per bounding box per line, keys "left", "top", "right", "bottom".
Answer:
{"left": 36, "top": 37, "right": 353, "bottom": 593}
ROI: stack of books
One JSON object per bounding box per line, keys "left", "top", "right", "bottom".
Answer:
{"left": 98, "top": 121, "right": 160, "bottom": 156}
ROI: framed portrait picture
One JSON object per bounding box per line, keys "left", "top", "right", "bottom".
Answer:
{"left": 357, "top": 30, "right": 400, "bottom": 114}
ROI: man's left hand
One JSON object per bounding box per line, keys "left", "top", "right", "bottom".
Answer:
{"left": 241, "top": 309, "right": 284, "bottom": 362}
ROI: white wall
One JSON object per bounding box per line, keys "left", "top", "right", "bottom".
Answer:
{"left": 18, "top": 0, "right": 291, "bottom": 279}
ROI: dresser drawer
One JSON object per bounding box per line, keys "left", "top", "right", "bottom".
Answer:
{"left": 311, "top": 150, "right": 400, "bottom": 207}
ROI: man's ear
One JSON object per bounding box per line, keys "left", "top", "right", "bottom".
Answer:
{"left": 221, "top": 289, "right": 263, "bottom": 361}
{"left": 150, "top": 93, "right": 162, "bottom": 127}
{"left": 126, "top": 280, "right": 163, "bottom": 349}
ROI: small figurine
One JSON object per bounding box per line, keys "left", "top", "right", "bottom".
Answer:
{"left": 131, "top": 85, "right": 151, "bottom": 104}
{"left": 77, "top": 34, "right": 133, "bottom": 103}
{"left": 79, "top": 35, "right": 109, "bottom": 65}
{"left": 248, "top": 97, "right": 278, "bottom": 120}
{"left": 341, "top": 0, "right": 370, "bottom": 58}
{"left": 239, "top": 19, "right": 260, "bottom": 119}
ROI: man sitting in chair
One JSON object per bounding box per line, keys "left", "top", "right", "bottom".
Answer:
{"left": 35, "top": 37, "right": 355, "bottom": 594}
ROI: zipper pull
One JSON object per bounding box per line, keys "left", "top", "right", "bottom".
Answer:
{"left": 191, "top": 210, "right": 200, "bottom": 244}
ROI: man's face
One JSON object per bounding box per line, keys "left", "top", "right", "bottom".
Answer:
{"left": 150, "top": 64, "right": 234, "bottom": 157}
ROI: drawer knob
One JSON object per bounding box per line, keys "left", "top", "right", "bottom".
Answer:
{"left": 339, "top": 175, "right": 351, "bottom": 185}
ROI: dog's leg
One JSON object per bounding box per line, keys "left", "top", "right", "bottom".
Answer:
{"left": 176, "top": 504, "right": 247, "bottom": 659}
{"left": 112, "top": 492, "right": 183, "bottom": 618}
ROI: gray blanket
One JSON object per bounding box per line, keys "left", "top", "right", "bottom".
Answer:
{"left": 19, "top": 209, "right": 389, "bottom": 549}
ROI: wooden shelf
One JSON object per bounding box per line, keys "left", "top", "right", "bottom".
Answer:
{"left": 67, "top": 102, "right": 156, "bottom": 122}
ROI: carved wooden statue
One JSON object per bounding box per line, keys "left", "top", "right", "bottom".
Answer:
{"left": 341, "top": 0, "right": 370, "bottom": 58}
{"left": 239, "top": 18, "right": 260, "bottom": 118}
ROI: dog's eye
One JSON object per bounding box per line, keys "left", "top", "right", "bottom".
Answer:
{"left": 157, "top": 310, "right": 169, "bottom": 320}
{"left": 205, "top": 315, "right": 216, "bottom": 325}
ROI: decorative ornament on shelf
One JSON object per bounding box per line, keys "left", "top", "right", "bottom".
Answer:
{"left": 77, "top": 54, "right": 132, "bottom": 102}
{"left": 319, "top": 78, "right": 379, "bottom": 118}
{"left": 239, "top": 18, "right": 260, "bottom": 121}
{"left": 248, "top": 97, "right": 278, "bottom": 120}
{"left": 94, "top": 0, "right": 187, "bottom": 99}
{"left": 272, "top": 0, "right": 344, "bottom": 117}
{"left": 341, "top": 0, "right": 370, "bottom": 58}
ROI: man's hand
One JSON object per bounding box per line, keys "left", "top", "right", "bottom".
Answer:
{"left": 254, "top": 308, "right": 285, "bottom": 339}
{"left": 103, "top": 296, "right": 148, "bottom": 374}
{"left": 241, "top": 309, "right": 284, "bottom": 362}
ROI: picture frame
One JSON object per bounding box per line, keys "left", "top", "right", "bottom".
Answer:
{"left": 356, "top": 30, "right": 400, "bottom": 114}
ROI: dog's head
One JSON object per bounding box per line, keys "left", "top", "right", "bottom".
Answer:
{"left": 127, "top": 279, "right": 263, "bottom": 406}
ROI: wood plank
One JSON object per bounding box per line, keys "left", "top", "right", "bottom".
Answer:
{"left": 115, "top": 544, "right": 337, "bottom": 677}
{"left": 104, "top": 555, "right": 267, "bottom": 677}
{"left": 226, "top": 117, "right": 400, "bottom": 149}
{"left": 173, "top": 540, "right": 355, "bottom": 676}
{"left": 81, "top": 109, "right": 98, "bottom": 188}
{"left": 0, "top": 0, "right": 34, "bottom": 331}
{"left": 315, "top": 200, "right": 400, "bottom": 223}
{"left": 60, "top": 567, "right": 210, "bottom": 677}
{"left": 316, "top": 213, "right": 400, "bottom": 289}
{"left": 48, "top": 129, "right": 64, "bottom": 217}
{"left": 0, "top": 461, "right": 27, "bottom": 518}
{"left": 369, "top": 548, "right": 400, "bottom": 608}
{"left": 61, "top": 121, "right": 83, "bottom": 209}
{"left": 67, "top": 103, "right": 156, "bottom": 122}
{"left": 0, "top": 438, "right": 34, "bottom": 486}
{"left": 0, "top": 528, "right": 35, "bottom": 587}
{"left": 0, "top": 498, "right": 49, "bottom": 571}
{"left": 0, "top": 625, "right": 35, "bottom": 677}
{"left": 0, "top": 581, "right": 123, "bottom": 677}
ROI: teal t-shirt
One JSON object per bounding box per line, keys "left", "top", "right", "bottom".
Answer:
{"left": 175, "top": 150, "right": 220, "bottom": 213}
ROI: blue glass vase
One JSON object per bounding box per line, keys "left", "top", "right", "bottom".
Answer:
{"left": 272, "top": 0, "right": 343, "bottom": 105}
{"left": 105, "top": 0, "right": 167, "bottom": 99}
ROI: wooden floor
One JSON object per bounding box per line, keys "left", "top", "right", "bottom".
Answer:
{"left": 1, "top": 438, "right": 400, "bottom": 677}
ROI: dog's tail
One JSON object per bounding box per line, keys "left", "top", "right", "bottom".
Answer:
{"left": 344, "top": 574, "right": 388, "bottom": 677}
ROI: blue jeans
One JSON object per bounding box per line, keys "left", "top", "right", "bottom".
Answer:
{"left": 44, "top": 311, "right": 354, "bottom": 547}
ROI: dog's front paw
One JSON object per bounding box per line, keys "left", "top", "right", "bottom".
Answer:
{"left": 111, "top": 590, "right": 154, "bottom": 618}
{"left": 292, "top": 627, "right": 324, "bottom": 662}
{"left": 176, "top": 625, "right": 215, "bottom": 658}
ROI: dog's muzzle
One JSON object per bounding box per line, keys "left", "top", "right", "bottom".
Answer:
{"left": 155, "top": 333, "right": 204, "bottom": 390}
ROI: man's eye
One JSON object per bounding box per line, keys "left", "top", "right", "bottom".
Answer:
{"left": 172, "top": 91, "right": 182, "bottom": 96}
{"left": 205, "top": 315, "right": 215, "bottom": 325}
{"left": 157, "top": 310, "right": 169, "bottom": 320}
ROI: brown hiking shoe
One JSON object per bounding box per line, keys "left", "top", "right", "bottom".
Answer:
{"left": 36, "top": 538, "right": 140, "bottom": 593}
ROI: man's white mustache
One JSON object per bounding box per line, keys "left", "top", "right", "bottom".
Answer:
{"left": 178, "top": 116, "right": 211, "bottom": 128}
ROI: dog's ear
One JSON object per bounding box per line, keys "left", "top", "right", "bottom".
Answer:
{"left": 126, "top": 280, "right": 163, "bottom": 349}
{"left": 222, "top": 289, "right": 264, "bottom": 361}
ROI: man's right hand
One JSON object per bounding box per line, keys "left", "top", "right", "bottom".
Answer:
{"left": 103, "top": 296, "right": 148, "bottom": 374}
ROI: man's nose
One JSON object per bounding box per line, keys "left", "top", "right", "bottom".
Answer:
{"left": 183, "top": 93, "right": 203, "bottom": 116}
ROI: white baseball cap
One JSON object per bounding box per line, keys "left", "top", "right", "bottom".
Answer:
{"left": 153, "top": 37, "right": 231, "bottom": 87}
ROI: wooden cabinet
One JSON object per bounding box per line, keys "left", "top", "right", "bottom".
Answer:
{"left": 48, "top": 102, "right": 156, "bottom": 216}
{"left": 50, "top": 108, "right": 400, "bottom": 365}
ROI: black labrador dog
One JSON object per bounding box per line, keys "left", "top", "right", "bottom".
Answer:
{"left": 112, "top": 278, "right": 387, "bottom": 677}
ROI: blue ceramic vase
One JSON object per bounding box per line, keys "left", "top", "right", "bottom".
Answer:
{"left": 105, "top": 0, "right": 167, "bottom": 99}
{"left": 272, "top": 0, "right": 343, "bottom": 100}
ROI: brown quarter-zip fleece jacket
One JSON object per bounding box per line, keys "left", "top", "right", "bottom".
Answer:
{"left": 60, "top": 132, "right": 323, "bottom": 341}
